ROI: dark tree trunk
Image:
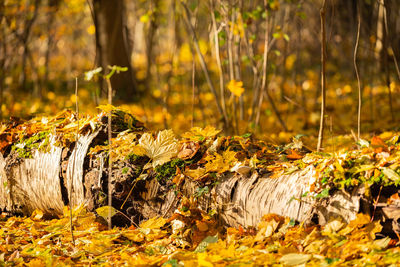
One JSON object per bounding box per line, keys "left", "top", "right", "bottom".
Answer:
{"left": 92, "top": 0, "right": 136, "bottom": 100}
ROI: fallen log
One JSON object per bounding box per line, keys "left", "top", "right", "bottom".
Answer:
{"left": 0, "top": 111, "right": 397, "bottom": 233}
{"left": 0, "top": 129, "right": 360, "bottom": 228}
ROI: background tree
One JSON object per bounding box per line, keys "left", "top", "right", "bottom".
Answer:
{"left": 91, "top": 0, "right": 136, "bottom": 100}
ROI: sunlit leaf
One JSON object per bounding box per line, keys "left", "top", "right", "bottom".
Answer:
{"left": 97, "top": 104, "right": 118, "bottom": 113}
{"left": 139, "top": 129, "right": 178, "bottom": 168}
{"left": 181, "top": 126, "right": 221, "bottom": 141}
{"left": 381, "top": 167, "right": 400, "bottom": 183}
{"left": 227, "top": 80, "right": 244, "bottom": 97}
{"left": 140, "top": 216, "right": 167, "bottom": 229}
{"left": 85, "top": 67, "right": 103, "bottom": 81}
{"left": 279, "top": 253, "right": 311, "bottom": 266}
{"left": 96, "top": 206, "right": 118, "bottom": 221}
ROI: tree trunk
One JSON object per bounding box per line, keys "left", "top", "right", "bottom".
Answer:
{"left": 92, "top": 0, "right": 136, "bottom": 100}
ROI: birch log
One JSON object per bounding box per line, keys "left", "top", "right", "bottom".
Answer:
{"left": 0, "top": 132, "right": 361, "bottom": 227}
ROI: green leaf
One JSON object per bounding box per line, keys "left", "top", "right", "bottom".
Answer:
{"left": 241, "top": 133, "right": 252, "bottom": 138}
{"left": 96, "top": 206, "right": 118, "bottom": 221}
{"left": 315, "top": 188, "right": 329, "bottom": 198}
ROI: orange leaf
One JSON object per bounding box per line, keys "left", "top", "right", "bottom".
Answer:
{"left": 286, "top": 149, "right": 303, "bottom": 160}
{"left": 371, "top": 136, "right": 388, "bottom": 152}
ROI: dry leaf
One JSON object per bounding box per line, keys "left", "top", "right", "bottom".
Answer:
{"left": 139, "top": 129, "right": 178, "bottom": 168}
{"left": 181, "top": 126, "right": 221, "bottom": 141}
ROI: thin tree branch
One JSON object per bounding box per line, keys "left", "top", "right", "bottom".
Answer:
{"left": 181, "top": 1, "right": 226, "bottom": 127}
{"left": 354, "top": 1, "right": 361, "bottom": 140}
{"left": 317, "top": 0, "right": 327, "bottom": 152}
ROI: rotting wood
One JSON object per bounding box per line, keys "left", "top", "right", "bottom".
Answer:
{"left": 0, "top": 131, "right": 362, "bottom": 228}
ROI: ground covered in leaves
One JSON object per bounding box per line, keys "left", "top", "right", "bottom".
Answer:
{"left": 1, "top": 206, "right": 400, "bottom": 266}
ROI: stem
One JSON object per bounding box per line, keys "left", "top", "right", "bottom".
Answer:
{"left": 120, "top": 159, "right": 151, "bottom": 209}
{"left": 317, "top": 0, "right": 327, "bottom": 152}
{"left": 255, "top": 9, "right": 287, "bottom": 131}
{"left": 106, "top": 77, "right": 113, "bottom": 230}
{"left": 209, "top": 0, "right": 228, "bottom": 126}
{"left": 354, "top": 2, "right": 361, "bottom": 140}
{"left": 69, "top": 77, "right": 79, "bottom": 246}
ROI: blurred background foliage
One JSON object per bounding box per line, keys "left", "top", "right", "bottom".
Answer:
{"left": 1, "top": 0, "right": 400, "bottom": 148}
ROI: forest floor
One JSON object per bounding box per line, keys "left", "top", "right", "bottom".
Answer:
{"left": 0, "top": 106, "right": 400, "bottom": 265}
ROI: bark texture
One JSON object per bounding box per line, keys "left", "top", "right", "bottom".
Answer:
{"left": 0, "top": 129, "right": 362, "bottom": 228}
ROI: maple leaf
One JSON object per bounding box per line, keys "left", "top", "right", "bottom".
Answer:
{"left": 139, "top": 129, "right": 178, "bottom": 168}
{"left": 205, "top": 150, "right": 238, "bottom": 174}
{"left": 227, "top": 80, "right": 244, "bottom": 97}
{"left": 181, "top": 126, "right": 221, "bottom": 141}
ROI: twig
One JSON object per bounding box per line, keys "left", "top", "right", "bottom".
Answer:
{"left": 191, "top": 1, "right": 199, "bottom": 127}
{"left": 106, "top": 77, "right": 112, "bottom": 230}
{"left": 69, "top": 77, "right": 79, "bottom": 246}
{"left": 371, "top": 185, "right": 383, "bottom": 222}
{"left": 120, "top": 159, "right": 151, "bottom": 210}
{"left": 254, "top": 11, "right": 287, "bottom": 131}
{"left": 209, "top": 0, "right": 228, "bottom": 126}
{"left": 317, "top": 0, "right": 327, "bottom": 152}
{"left": 354, "top": 1, "right": 361, "bottom": 140}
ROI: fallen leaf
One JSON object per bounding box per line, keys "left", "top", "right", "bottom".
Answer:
{"left": 139, "top": 129, "right": 178, "bottom": 168}
{"left": 96, "top": 206, "right": 118, "bottom": 221}
{"left": 140, "top": 216, "right": 167, "bottom": 229}
{"left": 181, "top": 126, "right": 221, "bottom": 141}
{"left": 279, "top": 253, "right": 311, "bottom": 266}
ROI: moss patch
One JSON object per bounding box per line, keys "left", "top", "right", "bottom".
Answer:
{"left": 12, "top": 131, "right": 51, "bottom": 158}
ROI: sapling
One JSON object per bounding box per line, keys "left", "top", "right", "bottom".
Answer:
{"left": 85, "top": 65, "right": 127, "bottom": 229}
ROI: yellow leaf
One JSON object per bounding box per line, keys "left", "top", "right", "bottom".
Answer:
{"left": 97, "top": 104, "right": 118, "bottom": 113}
{"left": 140, "top": 216, "right": 167, "bottom": 229}
{"left": 197, "top": 252, "right": 214, "bottom": 267}
{"left": 280, "top": 253, "right": 311, "bottom": 266}
{"left": 204, "top": 149, "right": 238, "bottom": 174}
{"left": 185, "top": 167, "right": 207, "bottom": 180}
{"left": 222, "top": 149, "right": 237, "bottom": 164}
{"left": 31, "top": 209, "right": 44, "bottom": 221}
{"left": 227, "top": 80, "right": 244, "bottom": 97}
{"left": 129, "top": 145, "right": 147, "bottom": 156}
{"left": 87, "top": 25, "right": 96, "bottom": 35}
{"left": 96, "top": 206, "right": 118, "bottom": 221}
{"left": 139, "top": 129, "right": 178, "bottom": 168}
{"left": 181, "top": 126, "right": 221, "bottom": 141}
{"left": 27, "top": 258, "right": 44, "bottom": 267}
{"left": 205, "top": 153, "right": 227, "bottom": 173}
